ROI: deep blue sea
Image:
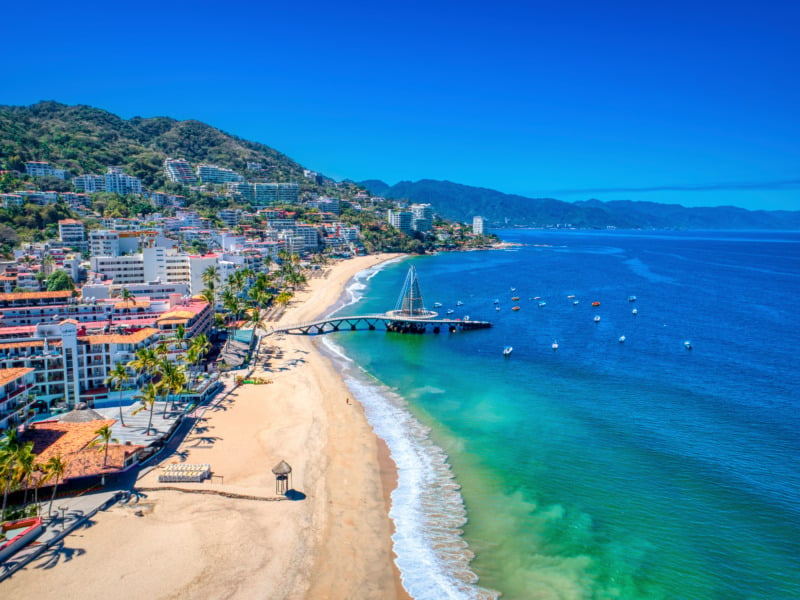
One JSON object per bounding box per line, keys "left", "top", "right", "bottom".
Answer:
{"left": 321, "top": 230, "right": 800, "bottom": 599}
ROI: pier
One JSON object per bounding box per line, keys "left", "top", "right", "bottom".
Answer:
{"left": 269, "top": 265, "right": 491, "bottom": 336}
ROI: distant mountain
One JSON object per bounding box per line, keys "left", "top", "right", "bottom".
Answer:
{"left": 0, "top": 101, "right": 320, "bottom": 190}
{"left": 361, "top": 179, "right": 800, "bottom": 230}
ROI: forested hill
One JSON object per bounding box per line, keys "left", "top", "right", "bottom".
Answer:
{"left": 0, "top": 101, "right": 318, "bottom": 190}
{"left": 361, "top": 179, "right": 800, "bottom": 230}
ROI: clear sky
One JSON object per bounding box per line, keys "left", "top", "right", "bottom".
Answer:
{"left": 4, "top": 0, "right": 799, "bottom": 210}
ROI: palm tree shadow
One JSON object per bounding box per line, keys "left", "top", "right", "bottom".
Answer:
{"left": 35, "top": 540, "right": 86, "bottom": 569}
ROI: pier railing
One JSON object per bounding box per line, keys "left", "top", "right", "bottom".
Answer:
{"left": 268, "top": 314, "right": 491, "bottom": 336}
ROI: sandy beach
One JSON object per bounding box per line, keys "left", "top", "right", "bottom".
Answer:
{"left": 5, "top": 253, "right": 409, "bottom": 600}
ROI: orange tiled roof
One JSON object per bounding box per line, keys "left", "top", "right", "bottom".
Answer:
{"left": 25, "top": 420, "right": 144, "bottom": 480}
{"left": 0, "top": 339, "right": 62, "bottom": 350}
{"left": 0, "top": 290, "right": 73, "bottom": 302}
{"left": 79, "top": 327, "right": 159, "bottom": 345}
{"left": 0, "top": 367, "right": 33, "bottom": 387}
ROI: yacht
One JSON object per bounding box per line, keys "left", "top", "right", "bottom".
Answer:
{"left": 433, "top": 302, "right": 442, "bottom": 308}
{"left": 632, "top": 308, "right": 638, "bottom": 315}
{"left": 628, "top": 295, "right": 637, "bottom": 302}
{"left": 619, "top": 335, "right": 626, "bottom": 343}
{"left": 552, "top": 340, "right": 559, "bottom": 350}
{"left": 594, "top": 315, "right": 601, "bottom": 323}
{"left": 456, "top": 300, "right": 464, "bottom": 306}
{"left": 684, "top": 340, "right": 692, "bottom": 350}
{"left": 503, "top": 346, "right": 513, "bottom": 356}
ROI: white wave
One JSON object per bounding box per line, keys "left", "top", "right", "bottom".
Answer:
{"left": 321, "top": 338, "right": 498, "bottom": 600}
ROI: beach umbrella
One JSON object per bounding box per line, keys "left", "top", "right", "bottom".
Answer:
{"left": 271, "top": 460, "right": 292, "bottom": 494}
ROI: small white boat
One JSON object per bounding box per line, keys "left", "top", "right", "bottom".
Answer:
{"left": 495, "top": 306, "right": 501, "bottom": 311}
{"left": 684, "top": 340, "right": 692, "bottom": 350}
{"left": 594, "top": 315, "right": 601, "bottom": 323}
{"left": 567, "top": 295, "right": 575, "bottom": 299}
{"left": 632, "top": 308, "right": 638, "bottom": 315}
{"left": 503, "top": 346, "right": 513, "bottom": 356}
{"left": 552, "top": 340, "right": 559, "bottom": 350}
{"left": 510, "top": 287, "right": 516, "bottom": 292}
{"left": 446, "top": 309, "right": 455, "bottom": 315}
{"left": 628, "top": 295, "right": 637, "bottom": 302}
{"left": 493, "top": 299, "right": 500, "bottom": 304}
{"left": 456, "top": 300, "right": 464, "bottom": 306}
{"left": 619, "top": 335, "right": 626, "bottom": 343}
{"left": 433, "top": 302, "right": 442, "bottom": 308}
{"left": 538, "top": 302, "right": 547, "bottom": 307}
{"left": 573, "top": 300, "right": 579, "bottom": 305}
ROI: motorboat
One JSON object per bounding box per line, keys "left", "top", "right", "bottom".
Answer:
{"left": 496, "top": 306, "right": 501, "bottom": 311}
{"left": 592, "top": 301, "right": 601, "bottom": 307}
{"left": 456, "top": 300, "right": 464, "bottom": 306}
{"left": 567, "top": 295, "right": 575, "bottom": 299}
{"left": 684, "top": 340, "right": 692, "bottom": 350}
{"left": 573, "top": 300, "right": 579, "bottom": 305}
{"left": 433, "top": 302, "right": 442, "bottom": 308}
{"left": 628, "top": 296, "right": 637, "bottom": 302}
{"left": 619, "top": 335, "right": 626, "bottom": 343}
{"left": 512, "top": 306, "right": 521, "bottom": 311}
{"left": 493, "top": 299, "right": 500, "bottom": 304}
{"left": 552, "top": 340, "right": 559, "bottom": 350}
{"left": 446, "top": 309, "right": 455, "bottom": 315}
{"left": 511, "top": 296, "right": 520, "bottom": 301}
{"left": 533, "top": 296, "right": 541, "bottom": 301}
{"left": 594, "top": 315, "right": 601, "bottom": 323}
{"left": 632, "top": 308, "right": 638, "bottom": 315}
{"left": 503, "top": 346, "right": 513, "bottom": 356}
{"left": 538, "top": 302, "right": 546, "bottom": 307}
{"left": 510, "top": 287, "right": 516, "bottom": 292}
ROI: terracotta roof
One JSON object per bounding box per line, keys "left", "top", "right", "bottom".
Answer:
{"left": 113, "top": 299, "right": 151, "bottom": 309}
{"left": 0, "top": 339, "right": 62, "bottom": 350}
{"left": 79, "top": 327, "right": 159, "bottom": 345}
{"left": 23, "top": 420, "right": 144, "bottom": 480}
{"left": 0, "top": 367, "right": 33, "bottom": 387}
{"left": 0, "top": 291, "right": 73, "bottom": 302}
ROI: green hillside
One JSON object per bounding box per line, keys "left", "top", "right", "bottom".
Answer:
{"left": 0, "top": 101, "right": 317, "bottom": 190}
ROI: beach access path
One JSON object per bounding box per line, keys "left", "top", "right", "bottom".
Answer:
{"left": 2, "top": 253, "right": 410, "bottom": 600}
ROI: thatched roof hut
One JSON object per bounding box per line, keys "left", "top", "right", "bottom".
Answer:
{"left": 272, "top": 460, "right": 292, "bottom": 494}
{"left": 271, "top": 460, "right": 292, "bottom": 475}
{"left": 59, "top": 403, "right": 106, "bottom": 423}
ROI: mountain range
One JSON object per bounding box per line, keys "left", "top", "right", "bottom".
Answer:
{"left": 359, "top": 180, "right": 800, "bottom": 230}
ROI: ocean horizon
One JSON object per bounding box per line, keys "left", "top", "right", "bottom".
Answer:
{"left": 322, "top": 230, "right": 800, "bottom": 599}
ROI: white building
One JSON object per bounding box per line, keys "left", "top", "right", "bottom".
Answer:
{"left": 196, "top": 164, "right": 244, "bottom": 184}
{"left": 105, "top": 167, "right": 143, "bottom": 196}
{"left": 72, "top": 174, "right": 106, "bottom": 193}
{"left": 472, "top": 216, "right": 485, "bottom": 236}
{"left": 164, "top": 158, "right": 198, "bottom": 185}
{"left": 58, "top": 219, "right": 86, "bottom": 244}
{"left": 388, "top": 209, "right": 413, "bottom": 234}
{"left": 90, "top": 255, "right": 145, "bottom": 285}
{"left": 410, "top": 203, "right": 434, "bottom": 232}
{"left": 25, "top": 161, "right": 67, "bottom": 179}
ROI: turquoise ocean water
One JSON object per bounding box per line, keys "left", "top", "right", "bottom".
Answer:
{"left": 320, "top": 230, "right": 800, "bottom": 599}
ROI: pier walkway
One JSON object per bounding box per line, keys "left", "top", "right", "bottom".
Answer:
{"left": 270, "top": 314, "right": 491, "bottom": 336}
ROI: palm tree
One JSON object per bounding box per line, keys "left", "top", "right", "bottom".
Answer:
{"left": 163, "top": 363, "right": 187, "bottom": 412}
{"left": 89, "top": 424, "right": 118, "bottom": 467}
{"left": 133, "top": 383, "right": 158, "bottom": 436}
{"left": 15, "top": 441, "right": 36, "bottom": 508}
{"left": 0, "top": 428, "right": 21, "bottom": 520}
{"left": 106, "top": 363, "right": 129, "bottom": 427}
{"left": 202, "top": 265, "right": 220, "bottom": 289}
{"left": 128, "top": 347, "right": 158, "bottom": 385}
{"left": 275, "top": 291, "right": 293, "bottom": 307}
{"left": 120, "top": 287, "right": 136, "bottom": 306}
{"left": 44, "top": 454, "right": 66, "bottom": 517}
{"left": 173, "top": 324, "right": 187, "bottom": 353}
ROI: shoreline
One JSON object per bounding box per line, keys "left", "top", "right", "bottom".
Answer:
{"left": 3, "top": 253, "right": 410, "bottom": 599}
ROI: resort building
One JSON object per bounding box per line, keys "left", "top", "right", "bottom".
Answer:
{"left": 89, "top": 255, "right": 145, "bottom": 285}
{"left": 0, "top": 367, "right": 35, "bottom": 430}
{"left": 388, "top": 209, "right": 413, "bottom": 234}
{"left": 410, "top": 203, "right": 434, "bottom": 233}
{"left": 227, "top": 182, "right": 300, "bottom": 205}
{"left": 164, "top": 158, "right": 198, "bottom": 185}
{"left": 72, "top": 174, "right": 106, "bottom": 193}
{"left": 196, "top": 164, "right": 244, "bottom": 184}
{"left": 89, "top": 230, "right": 140, "bottom": 258}
{"left": 58, "top": 219, "right": 86, "bottom": 245}
{"left": 24, "top": 161, "right": 67, "bottom": 179}
{"left": 104, "top": 167, "right": 143, "bottom": 196}
{"left": 472, "top": 215, "right": 485, "bottom": 235}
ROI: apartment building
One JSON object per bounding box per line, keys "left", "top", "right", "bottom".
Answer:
{"left": 164, "top": 158, "right": 198, "bottom": 185}
{"left": 25, "top": 161, "right": 67, "bottom": 179}
{"left": 89, "top": 230, "right": 141, "bottom": 257}
{"left": 0, "top": 367, "right": 36, "bottom": 430}
{"left": 227, "top": 182, "right": 299, "bottom": 205}
{"left": 104, "top": 167, "right": 143, "bottom": 196}
{"left": 58, "top": 219, "right": 86, "bottom": 244}
{"left": 196, "top": 164, "right": 244, "bottom": 184}
{"left": 72, "top": 174, "right": 106, "bottom": 193}
{"left": 472, "top": 216, "right": 485, "bottom": 235}
{"left": 410, "top": 203, "right": 434, "bottom": 233}
{"left": 90, "top": 255, "right": 145, "bottom": 285}
{"left": 388, "top": 209, "right": 413, "bottom": 234}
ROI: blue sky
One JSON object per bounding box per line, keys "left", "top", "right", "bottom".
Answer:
{"left": 3, "top": 0, "right": 799, "bottom": 210}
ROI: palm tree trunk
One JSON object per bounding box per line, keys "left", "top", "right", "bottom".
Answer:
{"left": 2, "top": 463, "right": 15, "bottom": 520}
{"left": 118, "top": 390, "right": 125, "bottom": 426}
{"left": 48, "top": 477, "right": 59, "bottom": 516}
{"left": 103, "top": 444, "right": 109, "bottom": 467}
{"left": 146, "top": 405, "right": 154, "bottom": 436}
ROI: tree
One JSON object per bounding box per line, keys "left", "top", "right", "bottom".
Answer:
{"left": 44, "top": 455, "right": 67, "bottom": 517}
{"left": 15, "top": 441, "right": 36, "bottom": 508}
{"left": 106, "top": 363, "right": 129, "bottom": 427}
{"left": 0, "top": 428, "right": 21, "bottom": 520}
{"left": 89, "top": 424, "right": 118, "bottom": 467}
{"left": 120, "top": 287, "right": 136, "bottom": 305}
{"left": 128, "top": 347, "right": 158, "bottom": 385}
{"left": 133, "top": 383, "right": 158, "bottom": 436}
{"left": 45, "top": 270, "right": 75, "bottom": 292}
